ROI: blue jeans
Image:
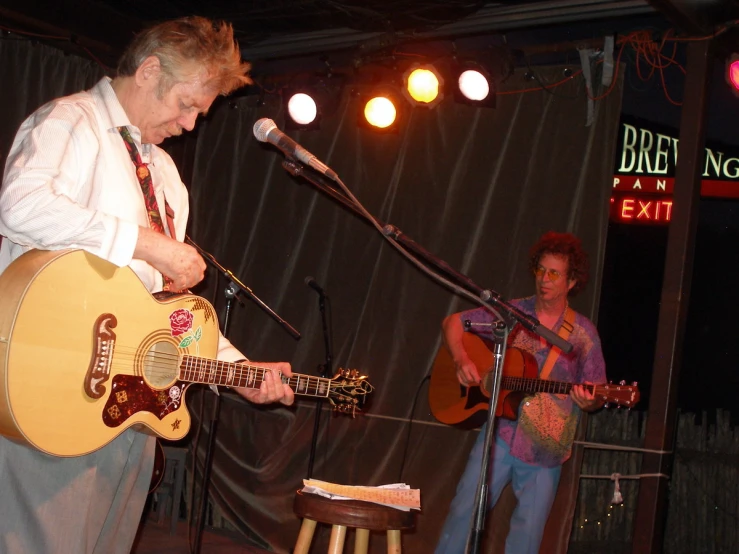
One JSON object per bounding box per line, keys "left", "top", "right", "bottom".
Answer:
{"left": 435, "top": 431, "right": 562, "bottom": 554}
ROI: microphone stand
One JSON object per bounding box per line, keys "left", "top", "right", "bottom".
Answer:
{"left": 278, "top": 158, "right": 573, "bottom": 554}
{"left": 185, "top": 236, "right": 300, "bottom": 554}
{"left": 466, "top": 318, "right": 510, "bottom": 553}
{"left": 306, "top": 285, "right": 333, "bottom": 478}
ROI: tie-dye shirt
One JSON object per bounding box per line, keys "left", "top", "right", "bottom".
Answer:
{"left": 459, "top": 296, "right": 606, "bottom": 468}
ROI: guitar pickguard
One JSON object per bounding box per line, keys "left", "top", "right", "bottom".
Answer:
{"left": 102, "top": 375, "right": 186, "bottom": 428}
{"left": 463, "top": 385, "right": 488, "bottom": 411}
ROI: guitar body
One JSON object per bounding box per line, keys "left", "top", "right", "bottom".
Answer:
{"left": 429, "top": 333, "right": 539, "bottom": 427}
{"left": 0, "top": 249, "right": 219, "bottom": 457}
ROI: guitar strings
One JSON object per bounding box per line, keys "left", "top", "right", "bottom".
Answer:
{"left": 101, "top": 346, "right": 280, "bottom": 380}
{"left": 483, "top": 363, "right": 590, "bottom": 393}
{"left": 96, "top": 346, "right": 356, "bottom": 396}
{"left": 478, "top": 369, "right": 633, "bottom": 404}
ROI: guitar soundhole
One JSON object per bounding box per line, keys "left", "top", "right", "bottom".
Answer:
{"left": 143, "top": 341, "right": 179, "bottom": 389}
{"left": 481, "top": 372, "right": 492, "bottom": 394}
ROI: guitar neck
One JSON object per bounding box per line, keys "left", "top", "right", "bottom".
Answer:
{"left": 502, "top": 376, "right": 592, "bottom": 396}
{"left": 180, "top": 356, "right": 330, "bottom": 398}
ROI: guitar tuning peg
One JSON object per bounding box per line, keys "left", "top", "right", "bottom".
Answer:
{"left": 632, "top": 381, "right": 638, "bottom": 386}
{"left": 619, "top": 380, "right": 625, "bottom": 386}
{"left": 604, "top": 403, "right": 610, "bottom": 409}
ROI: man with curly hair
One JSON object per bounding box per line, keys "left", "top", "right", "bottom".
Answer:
{"left": 0, "top": 16, "right": 293, "bottom": 553}
{"left": 435, "top": 231, "right": 606, "bottom": 554}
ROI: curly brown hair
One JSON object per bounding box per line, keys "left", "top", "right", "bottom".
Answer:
{"left": 117, "top": 16, "right": 251, "bottom": 96}
{"left": 528, "top": 231, "right": 589, "bottom": 296}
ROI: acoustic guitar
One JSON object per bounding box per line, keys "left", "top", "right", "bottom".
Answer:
{"left": 428, "top": 332, "right": 639, "bottom": 427}
{"left": 0, "top": 249, "right": 373, "bottom": 457}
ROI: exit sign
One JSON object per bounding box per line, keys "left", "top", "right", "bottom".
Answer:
{"left": 610, "top": 195, "right": 673, "bottom": 225}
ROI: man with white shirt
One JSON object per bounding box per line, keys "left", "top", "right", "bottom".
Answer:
{"left": 0, "top": 16, "right": 293, "bottom": 553}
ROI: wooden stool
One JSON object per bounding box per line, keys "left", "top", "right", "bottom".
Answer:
{"left": 293, "top": 490, "right": 416, "bottom": 554}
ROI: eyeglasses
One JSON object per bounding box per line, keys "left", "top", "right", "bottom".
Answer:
{"left": 533, "top": 266, "right": 563, "bottom": 282}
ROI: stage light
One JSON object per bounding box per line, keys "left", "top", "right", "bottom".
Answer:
{"left": 364, "top": 96, "right": 397, "bottom": 128}
{"left": 287, "top": 93, "right": 317, "bottom": 125}
{"left": 726, "top": 54, "right": 739, "bottom": 96}
{"left": 458, "top": 69, "right": 490, "bottom": 101}
{"left": 283, "top": 88, "right": 322, "bottom": 130}
{"left": 402, "top": 64, "right": 444, "bottom": 108}
{"left": 357, "top": 86, "right": 404, "bottom": 133}
{"left": 407, "top": 69, "right": 439, "bottom": 103}
{"left": 450, "top": 61, "right": 496, "bottom": 108}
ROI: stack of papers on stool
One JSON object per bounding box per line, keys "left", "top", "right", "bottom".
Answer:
{"left": 302, "top": 479, "right": 421, "bottom": 512}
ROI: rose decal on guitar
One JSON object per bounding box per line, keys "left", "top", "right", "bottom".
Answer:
{"left": 169, "top": 308, "right": 202, "bottom": 354}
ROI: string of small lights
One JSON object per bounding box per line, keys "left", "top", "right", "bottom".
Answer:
{"left": 576, "top": 500, "right": 627, "bottom": 531}
{"left": 574, "top": 439, "right": 671, "bottom": 532}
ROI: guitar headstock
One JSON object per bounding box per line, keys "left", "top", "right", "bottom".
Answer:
{"left": 595, "top": 381, "right": 640, "bottom": 409}
{"left": 328, "top": 368, "right": 373, "bottom": 417}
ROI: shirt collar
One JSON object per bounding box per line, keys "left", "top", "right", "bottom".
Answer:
{"left": 92, "top": 77, "right": 152, "bottom": 162}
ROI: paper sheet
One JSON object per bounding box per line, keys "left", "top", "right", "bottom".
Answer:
{"left": 302, "top": 479, "right": 421, "bottom": 511}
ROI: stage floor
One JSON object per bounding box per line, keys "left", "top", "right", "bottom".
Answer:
{"left": 132, "top": 515, "right": 272, "bottom": 554}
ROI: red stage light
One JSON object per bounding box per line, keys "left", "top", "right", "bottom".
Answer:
{"left": 726, "top": 54, "right": 739, "bottom": 95}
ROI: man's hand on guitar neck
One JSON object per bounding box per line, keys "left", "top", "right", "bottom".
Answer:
{"left": 234, "top": 361, "right": 295, "bottom": 406}
{"left": 570, "top": 382, "right": 605, "bottom": 412}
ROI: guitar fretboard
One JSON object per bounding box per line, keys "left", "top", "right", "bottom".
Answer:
{"left": 179, "top": 356, "right": 331, "bottom": 398}
{"left": 501, "top": 376, "right": 595, "bottom": 396}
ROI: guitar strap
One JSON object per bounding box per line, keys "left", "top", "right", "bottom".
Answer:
{"left": 117, "top": 126, "right": 177, "bottom": 290}
{"left": 538, "top": 306, "right": 576, "bottom": 380}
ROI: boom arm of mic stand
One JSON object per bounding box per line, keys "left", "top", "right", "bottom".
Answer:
{"left": 280, "top": 159, "right": 572, "bottom": 353}
{"left": 185, "top": 235, "right": 301, "bottom": 341}
{"left": 479, "top": 291, "right": 572, "bottom": 353}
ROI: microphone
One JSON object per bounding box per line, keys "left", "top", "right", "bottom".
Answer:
{"left": 304, "top": 276, "right": 325, "bottom": 296}
{"left": 253, "top": 118, "right": 338, "bottom": 180}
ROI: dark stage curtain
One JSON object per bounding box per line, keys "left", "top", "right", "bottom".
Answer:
{"left": 0, "top": 38, "right": 104, "bottom": 163}
{"left": 0, "top": 37, "right": 623, "bottom": 553}
{"left": 178, "top": 65, "right": 623, "bottom": 553}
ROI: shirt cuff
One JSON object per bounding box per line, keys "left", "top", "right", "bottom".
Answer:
{"left": 103, "top": 218, "right": 139, "bottom": 267}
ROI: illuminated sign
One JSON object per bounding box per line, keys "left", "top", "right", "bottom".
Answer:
{"left": 610, "top": 194, "right": 673, "bottom": 225}
{"left": 612, "top": 175, "right": 739, "bottom": 198}
{"left": 613, "top": 116, "right": 739, "bottom": 199}
{"left": 610, "top": 117, "right": 739, "bottom": 225}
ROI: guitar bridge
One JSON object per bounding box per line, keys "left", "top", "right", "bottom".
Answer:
{"left": 84, "top": 313, "right": 117, "bottom": 399}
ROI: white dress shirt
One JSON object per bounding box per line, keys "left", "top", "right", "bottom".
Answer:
{"left": 0, "top": 76, "right": 241, "bottom": 360}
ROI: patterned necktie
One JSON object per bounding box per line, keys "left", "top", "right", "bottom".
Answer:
{"left": 117, "top": 126, "right": 174, "bottom": 290}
